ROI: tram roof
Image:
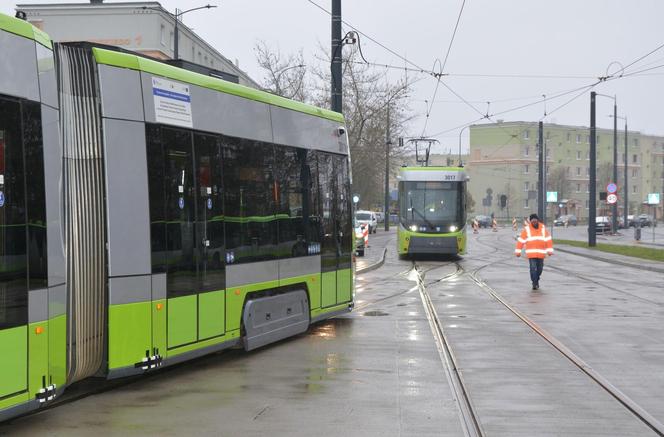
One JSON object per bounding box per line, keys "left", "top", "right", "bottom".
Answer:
{"left": 92, "top": 47, "right": 345, "bottom": 124}
{"left": 0, "top": 13, "right": 52, "bottom": 49}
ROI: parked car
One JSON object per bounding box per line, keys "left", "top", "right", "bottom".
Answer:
{"left": 595, "top": 216, "right": 611, "bottom": 233}
{"left": 637, "top": 214, "right": 654, "bottom": 227}
{"left": 554, "top": 214, "right": 577, "bottom": 227}
{"left": 375, "top": 211, "right": 385, "bottom": 223}
{"left": 355, "top": 210, "right": 378, "bottom": 234}
{"left": 474, "top": 215, "right": 491, "bottom": 228}
{"left": 354, "top": 220, "right": 366, "bottom": 256}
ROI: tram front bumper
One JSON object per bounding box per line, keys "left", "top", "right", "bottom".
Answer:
{"left": 408, "top": 236, "right": 458, "bottom": 254}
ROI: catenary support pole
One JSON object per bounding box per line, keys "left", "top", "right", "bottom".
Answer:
{"left": 612, "top": 100, "right": 618, "bottom": 234}
{"left": 589, "top": 92, "right": 597, "bottom": 246}
{"left": 331, "top": 0, "right": 342, "bottom": 113}
{"left": 624, "top": 120, "right": 628, "bottom": 231}
{"left": 538, "top": 121, "right": 544, "bottom": 220}
{"left": 384, "top": 106, "right": 390, "bottom": 231}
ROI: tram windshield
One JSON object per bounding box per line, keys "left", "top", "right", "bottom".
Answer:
{"left": 399, "top": 181, "right": 464, "bottom": 232}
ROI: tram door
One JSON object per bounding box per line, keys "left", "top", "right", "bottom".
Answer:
{"left": 0, "top": 98, "right": 28, "bottom": 398}
{"left": 159, "top": 128, "right": 226, "bottom": 349}
{"left": 320, "top": 154, "right": 352, "bottom": 307}
{"left": 193, "top": 133, "right": 226, "bottom": 341}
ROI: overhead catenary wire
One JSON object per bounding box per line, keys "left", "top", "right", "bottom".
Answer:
{"left": 307, "top": 0, "right": 664, "bottom": 145}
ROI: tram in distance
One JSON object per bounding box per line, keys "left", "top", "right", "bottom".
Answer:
{"left": 397, "top": 166, "right": 468, "bottom": 256}
{"left": 0, "top": 13, "right": 353, "bottom": 422}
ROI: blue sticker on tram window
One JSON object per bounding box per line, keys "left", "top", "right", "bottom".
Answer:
{"left": 0, "top": 191, "right": 4, "bottom": 207}
{"left": 207, "top": 198, "right": 212, "bottom": 210}
{"left": 178, "top": 197, "right": 184, "bottom": 209}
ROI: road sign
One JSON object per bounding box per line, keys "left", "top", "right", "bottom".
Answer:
{"left": 648, "top": 193, "right": 660, "bottom": 205}
{"left": 607, "top": 183, "right": 617, "bottom": 194}
{"left": 546, "top": 191, "right": 558, "bottom": 202}
{"left": 607, "top": 193, "right": 618, "bottom": 204}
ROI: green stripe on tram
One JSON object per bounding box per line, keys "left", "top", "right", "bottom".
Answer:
{"left": 91, "top": 47, "right": 345, "bottom": 123}
{"left": 0, "top": 13, "right": 52, "bottom": 49}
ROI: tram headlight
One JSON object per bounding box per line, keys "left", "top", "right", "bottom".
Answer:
{"left": 410, "top": 225, "right": 418, "bottom": 232}
{"left": 449, "top": 225, "right": 458, "bottom": 232}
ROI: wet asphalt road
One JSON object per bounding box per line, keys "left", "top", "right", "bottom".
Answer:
{"left": 2, "top": 228, "right": 663, "bottom": 436}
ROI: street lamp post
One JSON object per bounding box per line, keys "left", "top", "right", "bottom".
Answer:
{"left": 610, "top": 114, "right": 628, "bottom": 230}
{"left": 272, "top": 64, "right": 305, "bottom": 97}
{"left": 143, "top": 5, "right": 217, "bottom": 60}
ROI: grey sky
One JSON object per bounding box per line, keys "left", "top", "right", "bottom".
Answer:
{"left": 6, "top": 0, "right": 664, "bottom": 153}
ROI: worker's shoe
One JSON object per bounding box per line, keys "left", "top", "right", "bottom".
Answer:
{"left": 532, "top": 282, "right": 539, "bottom": 290}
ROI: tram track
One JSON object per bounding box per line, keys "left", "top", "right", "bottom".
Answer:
{"left": 414, "top": 263, "right": 484, "bottom": 437}
{"left": 462, "top": 231, "right": 664, "bottom": 435}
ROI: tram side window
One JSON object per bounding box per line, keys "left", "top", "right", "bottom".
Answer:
{"left": 222, "top": 137, "right": 278, "bottom": 264}
{"left": 0, "top": 97, "right": 28, "bottom": 329}
{"left": 274, "top": 146, "right": 320, "bottom": 258}
{"left": 23, "top": 101, "right": 47, "bottom": 290}
{"left": 336, "top": 155, "right": 353, "bottom": 269}
{"left": 146, "top": 124, "right": 167, "bottom": 274}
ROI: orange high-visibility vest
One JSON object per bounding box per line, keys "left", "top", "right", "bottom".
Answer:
{"left": 515, "top": 223, "right": 553, "bottom": 259}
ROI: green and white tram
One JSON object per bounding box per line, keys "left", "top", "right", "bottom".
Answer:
{"left": 397, "top": 166, "right": 468, "bottom": 256}
{"left": 0, "top": 13, "right": 353, "bottom": 422}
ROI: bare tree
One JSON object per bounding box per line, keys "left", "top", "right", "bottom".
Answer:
{"left": 255, "top": 42, "right": 413, "bottom": 209}
{"left": 547, "top": 165, "right": 572, "bottom": 200}
{"left": 254, "top": 41, "right": 308, "bottom": 101}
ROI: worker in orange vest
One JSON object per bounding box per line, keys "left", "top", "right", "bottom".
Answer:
{"left": 515, "top": 213, "right": 553, "bottom": 290}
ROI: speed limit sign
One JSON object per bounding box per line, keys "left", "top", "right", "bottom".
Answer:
{"left": 607, "top": 193, "right": 618, "bottom": 204}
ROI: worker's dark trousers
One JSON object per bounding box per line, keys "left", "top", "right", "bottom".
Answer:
{"left": 529, "top": 258, "right": 544, "bottom": 284}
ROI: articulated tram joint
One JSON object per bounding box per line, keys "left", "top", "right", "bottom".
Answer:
{"left": 134, "top": 348, "right": 163, "bottom": 371}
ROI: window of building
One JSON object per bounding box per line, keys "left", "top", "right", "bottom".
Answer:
{"left": 586, "top": 151, "right": 589, "bottom": 160}
{"left": 523, "top": 130, "right": 530, "bottom": 140}
{"left": 576, "top": 183, "right": 581, "bottom": 193}
{"left": 632, "top": 168, "right": 638, "bottom": 178}
{"left": 634, "top": 138, "right": 639, "bottom": 147}
{"left": 524, "top": 198, "right": 529, "bottom": 208}
{"left": 633, "top": 185, "right": 637, "bottom": 193}
{"left": 585, "top": 184, "right": 589, "bottom": 193}
{"left": 633, "top": 154, "right": 638, "bottom": 164}
{"left": 585, "top": 135, "right": 589, "bottom": 143}
{"left": 160, "top": 24, "right": 166, "bottom": 46}
{"left": 596, "top": 135, "right": 600, "bottom": 145}
{"left": 169, "top": 31, "right": 174, "bottom": 51}
{"left": 576, "top": 134, "right": 581, "bottom": 143}
{"left": 524, "top": 146, "right": 529, "bottom": 156}
{"left": 576, "top": 150, "right": 581, "bottom": 160}
{"left": 566, "top": 132, "right": 571, "bottom": 142}
{"left": 576, "top": 167, "right": 581, "bottom": 176}
{"left": 586, "top": 167, "right": 589, "bottom": 176}
{"left": 524, "top": 164, "right": 529, "bottom": 174}
{"left": 523, "top": 181, "right": 530, "bottom": 192}
{"left": 585, "top": 200, "right": 589, "bottom": 209}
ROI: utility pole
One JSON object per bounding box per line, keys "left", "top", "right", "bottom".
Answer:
{"left": 174, "top": 7, "right": 180, "bottom": 60}
{"left": 538, "top": 121, "right": 544, "bottom": 220}
{"left": 612, "top": 99, "right": 618, "bottom": 234}
{"left": 384, "top": 106, "right": 391, "bottom": 231}
{"left": 331, "top": 0, "right": 342, "bottom": 113}
{"left": 624, "top": 119, "right": 628, "bottom": 230}
{"left": 589, "top": 92, "right": 597, "bottom": 246}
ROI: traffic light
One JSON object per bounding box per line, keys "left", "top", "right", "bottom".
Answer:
{"left": 599, "top": 192, "right": 607, "bottom": 201}
{"left": 500, "top": 195, "right": 507, "bottom": 209}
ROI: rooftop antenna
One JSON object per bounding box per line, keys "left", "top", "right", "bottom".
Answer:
{"left": 409, "top": 137, "right": 439, "bottom": 167}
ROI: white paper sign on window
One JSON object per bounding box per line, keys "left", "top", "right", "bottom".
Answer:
{"left": 152, "top": 77, "right": 193, "bottom": 128}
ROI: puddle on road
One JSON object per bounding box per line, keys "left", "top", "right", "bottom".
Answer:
{"left": 363, "top": 310, "right": 390, "bottom": 316}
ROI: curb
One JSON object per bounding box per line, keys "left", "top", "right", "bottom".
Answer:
{"left": 356, "top": 247, "right": 388, "bottom": 274}
{"left": 556, "top": 245, "right": 664, "bottom": 274}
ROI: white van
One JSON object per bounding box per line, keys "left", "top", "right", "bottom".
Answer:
{"left": 355, "top": 210, "right": 378, "bottom": 234}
